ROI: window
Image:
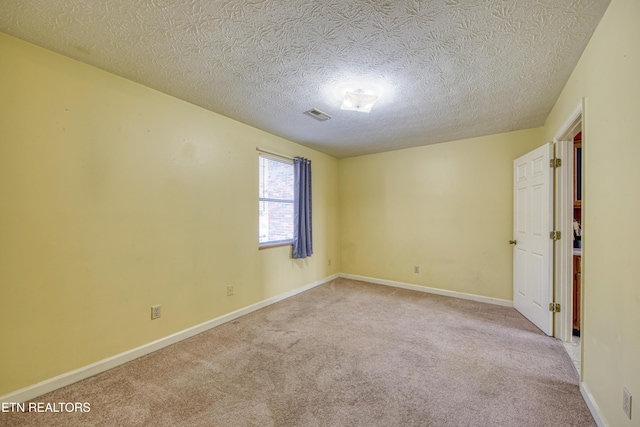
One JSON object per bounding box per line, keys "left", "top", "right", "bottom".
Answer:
{"left": 259, "top": 153, "right": 294, "bottom": 246}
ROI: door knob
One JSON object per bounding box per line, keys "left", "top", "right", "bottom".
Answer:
{"left": 509, "top": 240, "right": 517, "bottom": 245}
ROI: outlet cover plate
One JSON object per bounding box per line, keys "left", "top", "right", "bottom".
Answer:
{"left": 623, "top": 388, "right": 632, "bottom": 419}
{"left": 151, "top": 305, "right": 161, "bottom": 320}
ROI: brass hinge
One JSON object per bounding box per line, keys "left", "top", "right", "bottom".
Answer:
{"left": 549, "top": 302, "right": 561, "bottom": 313}
{"left": 550, "top": 231, "right": 561, "bottom": 241}
{"left": 550, "top": 158, "right": 562, "bottom": 168}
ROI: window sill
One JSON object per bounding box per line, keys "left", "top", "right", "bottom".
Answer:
{"left": 259, "top": 241, "right": 293, "bottom": 250}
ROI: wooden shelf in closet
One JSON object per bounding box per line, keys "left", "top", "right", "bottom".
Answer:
{"left": 573, "top": 255, "right": 581, "bottom": 333}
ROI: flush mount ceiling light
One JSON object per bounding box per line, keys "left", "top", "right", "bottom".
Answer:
{"left": 340, "top": 89, "right": 379, "bottom": 113}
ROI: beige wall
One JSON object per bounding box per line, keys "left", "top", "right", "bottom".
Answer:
{"left": 0, "top": 33, "right": 339, "bottom": 395}
{"left": 339, "top": 128, "right": 542, "bottom": 301}
{"left": 2, "top": 1, "right": 637, "bottom": 422}
{"left": 543, "top": 0, "right": 639, "bottom": 425}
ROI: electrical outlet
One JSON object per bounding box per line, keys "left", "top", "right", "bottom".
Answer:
{"left": 151, "top": 305, "right": 161, "bottom": 320}
{"left": 414, "top": 266, "right": 419, "bottom": 273}
{"left": 328, "top": 259, "right": 332, "bottom": 266}
{"left": 227, "top": 285, "right": 234, "bottom": 296}
{"left": 623, "top": 387, "right": 632, "bottom": 419}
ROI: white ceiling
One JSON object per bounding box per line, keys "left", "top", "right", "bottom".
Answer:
{"left": 0, "top": 0, "right": 609, "bottom": 158}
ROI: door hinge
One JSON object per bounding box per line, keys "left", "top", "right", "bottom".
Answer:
{"left": 549, "top": 302, "right": 561, "bottom": 313}
{"left": 550, "top": 231, "right": 561, "bottom": 241}
{"left": 550, "top": 158, "right": 562, "bottom": 168}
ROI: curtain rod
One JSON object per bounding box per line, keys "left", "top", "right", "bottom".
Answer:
{"left": 256, "top": 147, "right": 294, "bottom": 160}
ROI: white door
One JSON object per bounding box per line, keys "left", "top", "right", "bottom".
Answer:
{"left": 513, "top": 143, "right": 553, "bottom": 335}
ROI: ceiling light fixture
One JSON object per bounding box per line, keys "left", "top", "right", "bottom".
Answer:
{"left": 340, "top": 89, "right": 379, "bottom": 113}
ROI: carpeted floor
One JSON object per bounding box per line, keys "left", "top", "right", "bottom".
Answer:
{"left": 1, "top": 278, "right": 595, "bottom": 426}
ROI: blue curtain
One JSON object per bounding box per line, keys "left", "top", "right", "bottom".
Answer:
{"left": 293, "top": 157, "right": 313, "bottom": 258}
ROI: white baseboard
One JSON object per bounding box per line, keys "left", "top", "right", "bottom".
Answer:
{"left": 4, "top": 270, "right": 608, "bottom": 427}
{"left": 340, "top": 273, "right": 513, "bottom": 307}
{"left": 1, "top": 273, "right": 339, "bottom": 404}
{"left": 580, "top": 382, "right": 608, "bottom": 427}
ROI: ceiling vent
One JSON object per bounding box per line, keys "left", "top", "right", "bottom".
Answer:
{"left": 304, "top": 108, "right": 332, "bottom": 121}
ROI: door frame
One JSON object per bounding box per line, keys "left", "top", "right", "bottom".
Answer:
{"left": 552, "top": 99, "right": 584, "bottom": 343}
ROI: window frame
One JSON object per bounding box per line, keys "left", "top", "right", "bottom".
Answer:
{"left": 258, "top": 152, "right": 295, "bottom": 248}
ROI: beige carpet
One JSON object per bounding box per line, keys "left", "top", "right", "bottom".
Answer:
{"left": 2, "top": 278, "right": 594, "bottom": 426}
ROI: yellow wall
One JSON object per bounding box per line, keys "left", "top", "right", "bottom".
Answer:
{"left": 543, "top": 0, "right": 639, "bottom": 425}
{"left": 339, "top": 128, "right": 542, "bottom": 301}
{"left": 0, "top": 33, "right": 339, "bottom": 395}
{"left": 2, "top": 2, "right": 637, "bottom": 422}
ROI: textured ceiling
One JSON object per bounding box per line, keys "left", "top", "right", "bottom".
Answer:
{"left": 0, "top": 0, "right": 610, "bottom": 158}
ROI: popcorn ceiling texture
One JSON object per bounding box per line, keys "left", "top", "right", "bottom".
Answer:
{"left": 0, "top": 0, "right": 609, "bottom": 157}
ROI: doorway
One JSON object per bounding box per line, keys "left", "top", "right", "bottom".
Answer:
{"left": 563, "top": 132, "right": 582, "bottom": 375}
{"left": 553, "top": 100, "right": 584, "bottom": 377}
